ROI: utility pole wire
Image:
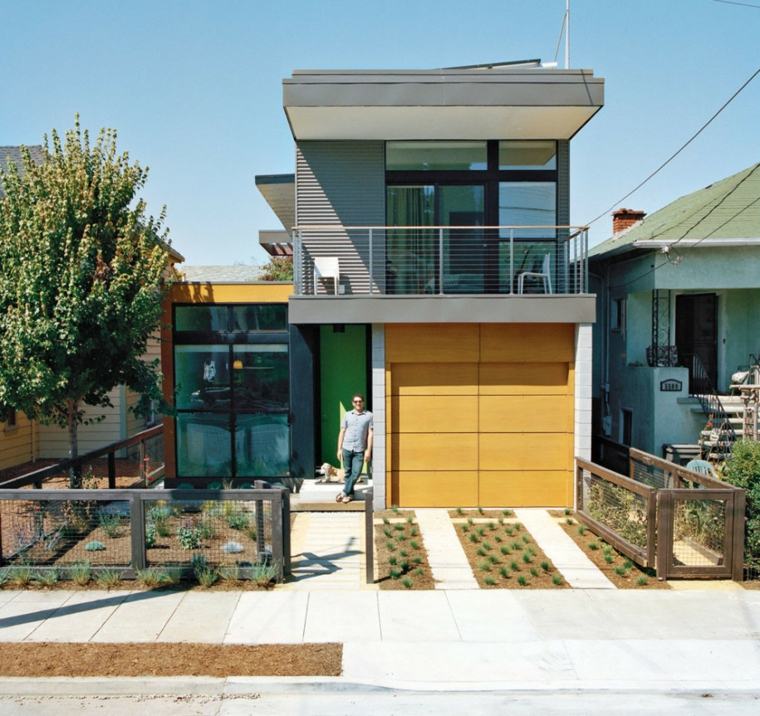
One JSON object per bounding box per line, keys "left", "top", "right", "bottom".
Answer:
{"left": 553, "top": 11, "right": 567, "bottom": 64}
{"left": 585, "top": 65, "right": 760, "bottom": 227}
{"left": 713, "top": 0, "right": 760, "bottom": 9}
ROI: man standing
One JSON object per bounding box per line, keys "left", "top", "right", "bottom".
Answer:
{"left": 336, "top": 393, "right": 373, "bottom": 503}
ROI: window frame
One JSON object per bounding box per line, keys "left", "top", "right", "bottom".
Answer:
{"left": 172, "top": 303, "right": 290, "bottom": 479}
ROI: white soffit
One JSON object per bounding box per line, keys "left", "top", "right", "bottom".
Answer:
{"left": 285, "top": 105, "right": 598, "bottom": 140}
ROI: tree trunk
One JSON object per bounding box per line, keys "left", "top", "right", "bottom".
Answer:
{"left": 67, "top": 399, "right": 82, "bottom": 488}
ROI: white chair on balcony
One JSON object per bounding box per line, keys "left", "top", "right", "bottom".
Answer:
{"left": 517, "top": 253, "right": 552, "bottom": 294}
{"left": 313, "top": 257, "right": 340, "bottom": 294}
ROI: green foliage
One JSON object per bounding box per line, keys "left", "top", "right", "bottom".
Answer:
{"left": 95, "top": 569, "right": 121, "bottom": 588}
{"left": 84, "top": 540, "right": 106, "bottom": 552}
{"left": 614, "top": 565, "right": 627, "bottom": 576}
{"left": 455, "top": 507, "right": 465, "bottom": 516}
{"left": 482, "top": 541, "right": 492, "bottom": 551}
{"left": 578, "top": 524, "right": 587, "bottom": 536}
{"left": 552, "top": 574, "right": 563, "bottom": 586}
{"left": 70, "top": 561, "right": 92, "bottom": 586}
{"left": 35, "top": 569, "right": 59, "bottom": 587}
{"left": 477, "top": 560, "right": 491, "bottom": 572}
{"left": 476, "top": 547, "right": 487, "bottom": 557}
{"left": 468, "top": 532, "right": 479, "bottom": 544}
{"left": 500, "top": 545, "right": 511, "bottom": 556}
{"left": 484, "top": 576, "right": 497, "bottom": 586}
{"left": 259, "top": 256, "right": 293, "bottom": 282}
{"left": 721, "top": 440, "right": 760, "bottom": 567}
{"left": 540, "top": 561, "right": 550, "bottom": 572}
{"left": 517, "top": 575, "right": 528, "bottom": 586}
{"left": 509, "top": 560, "right": 520, "bottom": 572}
{"left": 587, "top": 480, "right": 648, "bottom": 549}
{"left": 589, "top": 542, "right": 599, "bottom": 551}
{"left": 604, "top": 554, "right": 614, "bottom": 564}
{"left": 386, "top": 540, "right": 396, "bottom": 552}
{"left": 502, "top": 509, "right": 513, "bottom": 517}
{"left": 401, "top": 577, "right": 413, "bottom": 589}
{"left": 251, "top": 562, "right": 278, "bottom": 587}
{"left": 177, "top": 525, "right": 202, "bottom": 550}
{"left": 136, "top": 567, "right": 173, "bottom": 588}
{"left": 522, "top": 552, "right": 532, "bottom": 564}
{"left": 98, "top": 513, "right": 121, "bottom": 538}
{"left": 410, "top": 540, "right": 420, "bottom": 550}
{"left": 145, "top": 524, "right": 156, "bottom": 549}
{"left": 226, "top": 512, "right": 249, "bottom": 531}
{"left": 0, "top": 118, "right": 172, "bottom": 468}
{"left": 10, "top": 565, "right": 34, "bottom": 587}
{"left": 196, "top": 567, "right": 219, "bottom": 588}
{"left": 636, "top": 576, "right": 648, "bottom": 586}
{"left": 196, "top": 518, "right": 216, "bottom": 541}
{"left": 530, "top": 567, "right": 539, "bottom": 577}
{"left": 499, "top": 566, "right": 509, "bottom": 579}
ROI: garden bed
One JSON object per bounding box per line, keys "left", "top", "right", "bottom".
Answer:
{"left": 452, "top": 515, "right": 567, "bottom": 588}
{"left": 448, "top": 508, "right": 515, "bottom": 520}
{"left": 374, "top": 510, "right": 434, "bottom": 589}
{"left": 554, "top": 513, "right": 669, "bottom": 589}
{"left": 0, "top": 642, "right": 341, "bottom": 677}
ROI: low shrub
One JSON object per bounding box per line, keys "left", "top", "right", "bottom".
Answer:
{"left": 614, "top": 565, "right": 627, "bottom": 576}
{"left": 552, "top": 574, "right": 563, "bottom": 586}
{"left": 530, "top": 567, "right": 539, "bottom": 577}
{"left": 197, "top": 519, "right": 216, "bottom": 540}
{"left": 722, "top": 440, "right": 760, "bottom": 568}
{"left": 196, "top": 567, "right": 219, "bottom": 588}
{"left": 11, "top": 565, "right": 34, "bottom": 587}
{"left": 589, "top": 542, "right": 599, "bottom": 551}
{"left": 500, "top": 545, "right": 511, "bottom": 556}
{"left": 96, "top": 569, "right": 122, "bottom": 589}
{"left": 222, "top": 541, "right": 244, "bottom": 554}
{"left": 98, "top": 513, "right": 122, "bottom": 538}
{"left": 484, "top": 576, "right": 497, "bottom": 586}
{"left": 401, "top": 577, "right": 413, "bottom": 589}
{"left": 226, "top": 512, "right": 249, "bottom": 531}
{"left": 35, "top": 569, "right": 59, "bottom": 587}
{"left": 145, "top": 525, "right": 157, "bottom": 549}
{"left": 251, "top": 562, "right": 279, "bottom": 587}
{"left": 84, "top": 540, "right": 106, "bottom": 552}
{"left": 636, "top": 576, "right": 649, "bottom": 586}
{"left": 540, "top": 561, "right": 551, "bottom": 572}
{"left": 517, "top": 575, "right": 528, "bottom": 586}
{"left": 499, "top": 566, "right": 509, "bottom": 579}
{"left": 177, "top": 525, "right": 202, "bottom": 550}
{"left": 70, "top": 561, "right": 92, "bottom": 586}
{"left": 136, "top": 567, "right": 173, "bottom": 588}
{"left": 478, "top": 560, "right": 491, "bottom": 572}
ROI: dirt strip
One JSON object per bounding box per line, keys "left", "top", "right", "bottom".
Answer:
{"left": 0, "top": 642, "right": 342, "bottom": 677}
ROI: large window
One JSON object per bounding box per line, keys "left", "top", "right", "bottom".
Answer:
{"left": 386, "top": 140, "right": 558, "bottom": 294}
{"left": 173, "top": 304, "right": 289, "bottom": 479}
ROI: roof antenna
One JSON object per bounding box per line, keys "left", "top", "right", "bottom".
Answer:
{"left": 565, "top": 0, "right": 570, "bottom": 69}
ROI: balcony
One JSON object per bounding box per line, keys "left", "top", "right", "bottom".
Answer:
{"left": 289, "top": 226, "right": 594, "bottom": 325}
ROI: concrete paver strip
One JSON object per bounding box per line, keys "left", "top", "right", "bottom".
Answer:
{"left": 302, "top": 591, "right": 381, "bottom": 643}
{"left": 224, "top": 591, "right": 308, "bottom": 644}
{"left": 91, "top": 590, "right": 185, "bottom": 642}
{"left": 515, "top": 508, "right": 615, "bottom": 589}
{"left": 377, "top": 591, "right": 460, "bottom": 642}
{"left": 157, "top": 591, "right": 240, "bottom": 643}
{"left": 444, "top": 590, "right": 539, "bottom": 642}
{"left": 414, "top": 509, "right": 478, "bottom": 590}
{"left": 287, "top": 512, "right": 366, "bottom": 590}
{"left": 25, "top": 590, "right": 129, "bottom": 643}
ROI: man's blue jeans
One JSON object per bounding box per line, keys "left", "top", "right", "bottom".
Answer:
{"left": 342, "top": 448, "right": 364, "bottom": 497}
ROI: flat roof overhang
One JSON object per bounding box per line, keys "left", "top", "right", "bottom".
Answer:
{"left": 288, "top": 295, "right": 596, "bottom": 325}
{"left": 284, "top": 68, "right": 604, "bottom": 140}
{"left": 255, "top": 174, "right": 295, "bottom": 232}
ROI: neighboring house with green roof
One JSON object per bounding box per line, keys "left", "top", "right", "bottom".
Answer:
{"left": 589, "top": 162, "right": 760, "bottom": 461}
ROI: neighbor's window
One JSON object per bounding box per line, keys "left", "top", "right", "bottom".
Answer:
{"left": 611, "top": 297, "right": 627, "bottom": 333}
{"left": 499, "top": 140, "right": 557, "bottom": 170}
{"left": 386, "top": 141, "right": 487, "bottom": 171}
{"left": 621, "top": 409, "right": 633, "bottom": 446}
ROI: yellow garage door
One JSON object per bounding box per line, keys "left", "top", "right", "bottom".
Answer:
{"left": 386, "top": 324, "right": 574, "bottom": 507}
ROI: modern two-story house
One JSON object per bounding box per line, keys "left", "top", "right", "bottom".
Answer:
{"left": 162, "top": 61, "right": 605, "bottom": 509}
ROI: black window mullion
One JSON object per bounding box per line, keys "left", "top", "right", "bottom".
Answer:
{"left": 229, "top": 345, "right": 237, "bottom": 478}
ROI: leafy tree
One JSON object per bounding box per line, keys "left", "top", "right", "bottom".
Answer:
{"left": 259, "top": 255, "right": 293, "bottom": 281}
{"left": 0, "top": 118, "right": 172, "bottom": 485}
{"left": 722, "top": 440, "right": 760, "bottom": 569}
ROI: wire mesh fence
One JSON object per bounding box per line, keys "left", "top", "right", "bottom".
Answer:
{"left": 577, "top": 451, "right": 745, "bottom": 580}
{"left": 672, "top": 497, "right": 726, "bottom": 568}
{"left": 0, "top": 488, "right": 289, "bottom": 582}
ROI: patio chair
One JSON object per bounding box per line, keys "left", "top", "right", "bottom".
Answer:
{"left": 313, "top": 257, "right": 340, "bottom": 294}
{"left": 685, "top": 459, "right": 717, "bottom": 479}
{"left": 517, "top": 253, "right": 552, "bottom": 294}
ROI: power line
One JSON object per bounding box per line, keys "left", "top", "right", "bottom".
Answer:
{"left": 553, "top": 10, "right": 567, "bottom": 64}
{"left": 585, "top": 65, "right": 760, "bottom": 227}
{"left": 713, "top": 0, "right": 760, "bottom": 9}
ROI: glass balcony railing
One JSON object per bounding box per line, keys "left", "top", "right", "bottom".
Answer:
{"left": 292, "top": 225, "right": 588, "bottom": 296}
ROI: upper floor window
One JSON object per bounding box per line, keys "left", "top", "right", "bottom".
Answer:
{"left": 386, "top": 141, "right": 487, "bottom": 171}
{"left": 498, "top": 141, "right": 556, "bottom": 170}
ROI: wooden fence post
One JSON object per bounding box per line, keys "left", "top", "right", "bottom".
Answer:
{"left": 732, "top": 490, "right": 746, "bottom": 582}
{"left": 130, "top": 493, "right": 146, "bottom": 572}
{"left": 107, "top": 452, "right": 116, "bottom": 490}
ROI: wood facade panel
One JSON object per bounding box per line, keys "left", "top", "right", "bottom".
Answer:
{"left": 478, "top": 395, "right": 572, "bottom": 433}
{"left": 392, "top": 395, "right": 478, "bottom": 433}
{"left": 479, "top": 433, "right": 571, "bottom": 471}
{"left": 390, "top": 362, "right": 478, "bottom": 395}
{"left": 478, "top": 362, "right": 570, "bottom": 395}
{"left": 478, "top": 470, "right": 573, "bottom": 507}
{"left": 391, "top": 433, "right": 478, "bottom": 471}
{"left": 385, "top": 324, "right": 479, "bottom": 363}
{"left": 479, "top": 323, "right": 574, "bottom": 362}
{"left": 393, "top": 471, "right": 478, "bottom": 507}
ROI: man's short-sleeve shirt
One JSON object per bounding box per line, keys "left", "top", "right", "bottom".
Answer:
{"left": 342, "top": 410, "right": 373, "bottom": 451}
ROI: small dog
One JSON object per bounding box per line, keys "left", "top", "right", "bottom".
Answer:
{"left": 317, "top": 462, "right": 344, "bottom": 484}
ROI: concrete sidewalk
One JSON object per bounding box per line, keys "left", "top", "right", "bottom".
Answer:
{"left": 0, "top": 588, "right": 759, "bottom": 693}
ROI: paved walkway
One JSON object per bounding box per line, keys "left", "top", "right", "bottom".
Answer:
{"left": 415, "top": 509, "right": 479, "bottom": 589}
{"left": 516, "top": 508, "right": 615, "bottom": 589}
{"left": 286, "top": 512, "right": 369, "bottom": 590}
{"left": 0, "top": 589, "right": 759, "bottom": 692}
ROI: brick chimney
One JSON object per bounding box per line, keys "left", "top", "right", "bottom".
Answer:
{"left": 612, "top": 208, "right": 646, "bottom": 235}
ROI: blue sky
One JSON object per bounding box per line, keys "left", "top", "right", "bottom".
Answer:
{"left": 2, "top": 0, "right": 759, "bottom": 264}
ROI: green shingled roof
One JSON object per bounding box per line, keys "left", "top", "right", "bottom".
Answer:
{"left": 589, "top": 162, "right": 760, "bottom": 259}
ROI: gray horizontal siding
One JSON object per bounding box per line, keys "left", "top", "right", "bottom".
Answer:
{"left": 296, "top": 141, "right": 385, "bottom": 294}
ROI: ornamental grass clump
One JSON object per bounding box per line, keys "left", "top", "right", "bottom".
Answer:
{"left": 500, "top": 545, "right": 511, "bottom": 556}
{"left": 517, "top": 575, "right": 528, "bottom": 586}
{"left": 35, "top": 569, "right": 59, "bottom": 587}
{"left": 401, "top": 577, "right": 413, "bottom": 589}
{"left": 11, "top": 565, "right": 34, "bottom": 587}
{"left": 70, "top": 561, "right": 92, "bottom": 586}
{"left": 476, "top": 547, "right": 487, "bottom": 557}
{"left": 98, "top": 513, "right": 122, "bottom": 538}
{"left": 136, "top": 567, "right": 173, "bottom": 588}
{"left": 552, "top": 574, "right": 563, "bottom": 586}
{"left": 484, "top": 576, "right": 497, "bottom": 586}
{"left": 95, "top": 569, "right": 121, "bottom": 589}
